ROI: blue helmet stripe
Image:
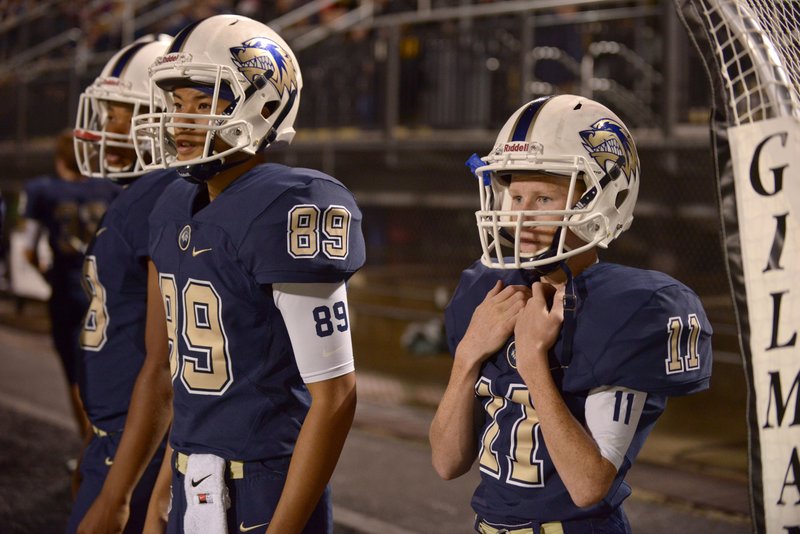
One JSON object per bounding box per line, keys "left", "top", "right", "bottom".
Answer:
{"left": 511, "top": 96, "right": 551, "bottom": 142}
{"left": 110, "top": 41, "right": 149, "bottom": 78}
{"left": 169, "top": 19, "right": 203, "bottom": 53}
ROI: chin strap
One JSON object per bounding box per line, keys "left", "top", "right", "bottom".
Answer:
{"left": 110, "top": 174, "right": 138, "bottom": 186}
{"left": 529, "top": 228, "right": 565, "bottom": 276}
{"left": 177, "top": 156, "right": 250, "bottom": 184}
{"left": 558, "top": 261, "right": 577, "bottom": 367}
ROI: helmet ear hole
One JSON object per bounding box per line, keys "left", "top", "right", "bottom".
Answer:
{"left": 262, "top": 101, "right": 279, "bottom": 119}
{"left": 261, "top": 101, "right": 278, "bottom": 119}
{"left": 614, "top": 189, "right": 629, "bottom": 210}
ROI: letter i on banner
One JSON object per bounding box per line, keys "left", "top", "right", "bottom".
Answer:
{"left": 729, "top": 116, "right": 800, "bottom": 532}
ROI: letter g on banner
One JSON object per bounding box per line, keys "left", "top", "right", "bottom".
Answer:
{"left": 750, "top": 131, "right": 789, "bottom": 196}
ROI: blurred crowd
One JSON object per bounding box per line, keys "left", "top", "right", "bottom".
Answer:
{"left": 0, "top": 1, "right": 577, "bottom": 56}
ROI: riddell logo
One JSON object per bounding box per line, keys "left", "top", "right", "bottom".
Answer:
{"left": 504, "top": 143, "right": 529, "bottom": 153}
{"left": 153, "top": 53, "right": 184, "bottom": 66}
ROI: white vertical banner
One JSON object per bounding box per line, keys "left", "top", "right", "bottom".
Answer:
{"left": 729, "top": 116, "right": 800, "bottom": 533}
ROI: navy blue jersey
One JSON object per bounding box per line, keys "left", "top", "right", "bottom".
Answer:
{"left": 445, "top": 261, "right": 712, "bottom": 523}
{"left": 79, "top": 169, "right": 179, "bottom": 431}
{"left": 22, "top": 175, "right": 121, "bottom": 272}
{"left": 148, "top": 163, "right": 365, "bottom": 461}
{"left": 20, "top": 175, "right": 54, "bottom": 221}
{"left": 23, "top": 175, "right": 120, "bottom": 273}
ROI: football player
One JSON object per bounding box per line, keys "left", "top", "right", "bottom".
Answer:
{"left": 19, "top": 130, "right": 120, "bottom": 443}
{"left": 66, "top": 34, "right": 177, "bottom": 534}
{"left": 123, "top": 14, "right": 364, "bottom": 533}
{"left": 429, "top": 95, "right": 713, "bottom": 533}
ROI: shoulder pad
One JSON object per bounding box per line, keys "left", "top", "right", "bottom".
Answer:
{"left": 563, "top": 265, "right": 712, "bottom": 396}
{"left": 241, "top": 165, "right": 365, "bottom": 284}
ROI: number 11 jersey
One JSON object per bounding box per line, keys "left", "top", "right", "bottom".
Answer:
{"left": 445, "top": 261, "right": 713, "bottom": 523}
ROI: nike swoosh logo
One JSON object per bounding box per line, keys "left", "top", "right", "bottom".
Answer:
{"left": 323, "top": 344, "right": 347, "bottom": 358}
{"left": 239, "top": 521, "right": 269, "bottom": 532}
{"left": 96, "top": 227, "right": 107, "bottom": 237}
{"left": 104, "top": 456, "right": 114, "bottom": 466}
{"left": 192, "top": 247, "right": 212, "bottom": 257}
{"left": 191, "top": 473, "right": 212, "bottom": 487}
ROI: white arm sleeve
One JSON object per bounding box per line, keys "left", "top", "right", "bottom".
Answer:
{"left": 272, "top": 281, "right": 355, "bottom": 384}
{"left": 21, "top": 219, "right": 42, "bottom": 251}
{"left": 584, "top": 386, "right": 647, "bottom": 470}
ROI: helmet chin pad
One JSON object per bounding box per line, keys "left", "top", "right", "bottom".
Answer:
{"left": 176, "top": 153, "right": 253, "bottom": 184}
{"left": 177, "top": 159, "right": 224, "bottom": 184}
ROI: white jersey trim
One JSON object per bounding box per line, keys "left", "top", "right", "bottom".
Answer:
{"left": 272, "top": 281, "right": 355, "bottom": 384}
{"left": 584, "top": 386, "right": 647, "bottom": 470}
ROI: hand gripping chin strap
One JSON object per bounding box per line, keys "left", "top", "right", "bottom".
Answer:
{"left": 519, "top": 259, "right": 576, "bottom": 368}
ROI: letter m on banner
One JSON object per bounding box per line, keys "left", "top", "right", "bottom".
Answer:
{"left": 674, "top": 1, "right": 800, "bottom": 532}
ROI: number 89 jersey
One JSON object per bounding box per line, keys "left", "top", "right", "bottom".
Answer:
{"left": 148, "top": 163, "right": 365, "bottom": 461}
{"left": 445, "top": 261, "right": 712, "bottom": 523}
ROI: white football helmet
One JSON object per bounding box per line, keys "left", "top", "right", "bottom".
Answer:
{"left": 74, "top": 34, "right": 172, "bottom": 183}
{"left": 472, "top": 95, "right": 640, "bottom": 270}
{"left": 131, "top": 14, "right": 303, "bottom": 182}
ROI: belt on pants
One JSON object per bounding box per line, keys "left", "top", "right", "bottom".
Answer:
{"left": 174, "top": 451, "right": 245, "bottom": 480}
{"left": 476, "top": 518, "right": 565, "bottom": 534}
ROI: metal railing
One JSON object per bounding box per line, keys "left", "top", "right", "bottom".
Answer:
{"left": 0, "top": 1, "right": 708, "bottom": 162}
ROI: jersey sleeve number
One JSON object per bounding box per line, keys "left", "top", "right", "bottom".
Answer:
{"left": 665, "top": 314, "right": 701, "bottom": 374}
{"left": 313, "top": 301, "right": 349, "bottom": 337}
{"left": 80, "top": 256, "right": 109, "bottom": 351}
{"left": 476, "top": 379, "right": 544, "bottom": 488}
{"left": 613, "top": 390, "right": 635, "bottom": 424}
{"left": 287, "top": 204, "right": 351, "bottom": 260}
{"left": 159, "top": 274, "right": 233, "bottom": 395}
